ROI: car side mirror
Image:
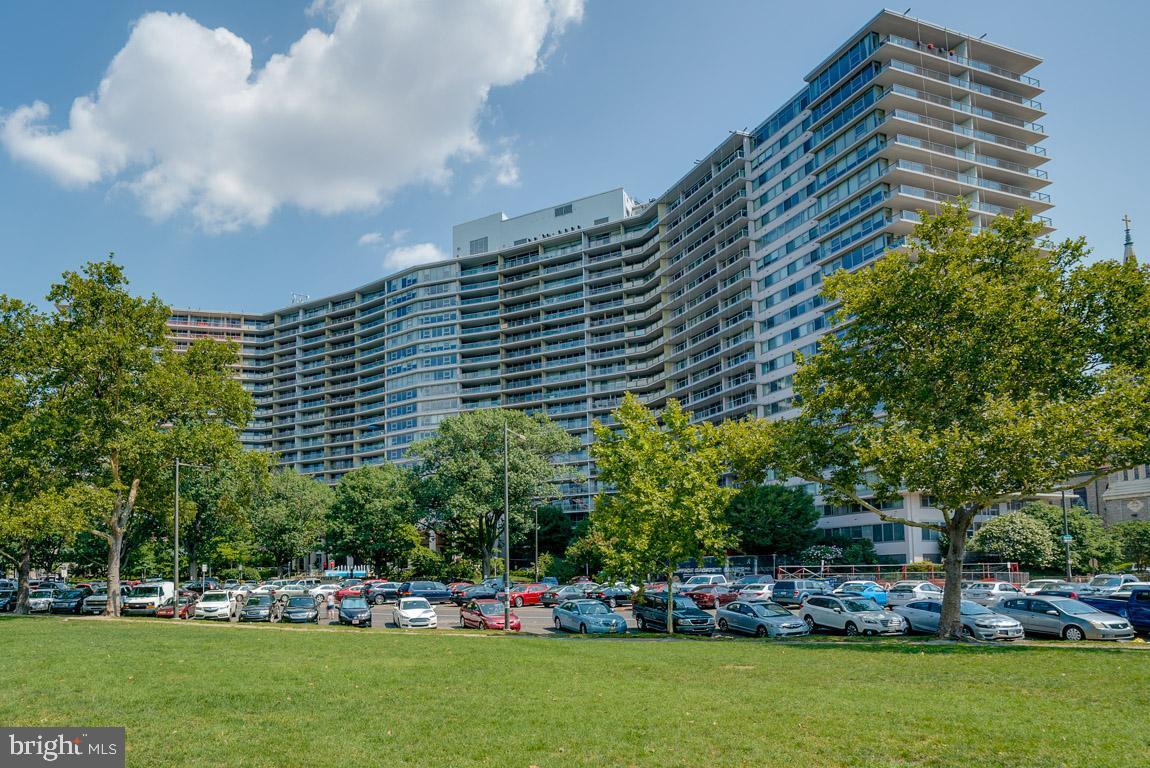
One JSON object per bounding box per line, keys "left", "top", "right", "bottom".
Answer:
{"left": 834, "top": 607, "right": 843, "bottom": 613}
{"left": 1046, "top": 610, "right": 1059, "bottom": 616}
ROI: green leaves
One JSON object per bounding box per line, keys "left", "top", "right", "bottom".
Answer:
{"left": 328, "top": 465, "right": 419, "bottom": 575}
{"left": 968, "top": 512, "right": 1058, "bottom": 569}
{"left": 249, "top": 469, "right": 331, "bottom": 570}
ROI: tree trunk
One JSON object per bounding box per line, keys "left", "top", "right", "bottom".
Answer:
{"left": 104, "top": 527, "right": 124, "bottom": 616}
{"left": 481, "top": 549, "right": 491, "bottom": 580}
{"left": 14, "top": 546, "right": 32, "bottom": 615}
{"left": 938, "top": 508, "right": 977, "bottom": 639}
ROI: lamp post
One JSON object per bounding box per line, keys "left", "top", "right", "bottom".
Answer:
{"left": 173, "top": 458, "right": 211, "bottom": 621}
{"left": 1061, "top": 489, "right": 1072, "bottom": 581}
{"left": 504, "top": 423, "right": 528, "bottom": 632}
{"left": 533, "top": 505, "right": 539, "bottom": 582}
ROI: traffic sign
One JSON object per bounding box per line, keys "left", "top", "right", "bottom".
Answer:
{"left": 1060, "top": 534, "right": 1074, "bottom": 543}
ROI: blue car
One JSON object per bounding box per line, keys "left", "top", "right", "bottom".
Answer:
{"left": 398, "top": 581, "right": 453, "bottom": 604}
{"left": 833, "top": 581, "right": 888, "bottom": 606}
{"left": 552, "top": 599, "right": 628, "bottom": 634}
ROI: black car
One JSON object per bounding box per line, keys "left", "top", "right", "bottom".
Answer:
{"left": 49, "top": 589, "right": 89, "bottom": 614}
{"left": 0, "top": 589, "right": 17, "bottom": 612}
{"left": 239, "top": 595, "right": 274, "bottom": 622}
{"left": 281, "top": 596, "right": 320, "bottom": 623}
{"left": 183, "top": 579, "right": 220, "bottom": 595}
{"left": 452, "top": 584, "right": 499, "bottom": 606}
{"left": 633, "top": 593, "right": 715, "bottom": 635}
{"left": 587, "top": 585, "right": 633, "bottom": 608}
{"left": 364, "top": 581, "right": 401, "bottom": 605}
{"left": 480, "top": 578, "right": 516, "bottom": 592}
{"left": 398, "top": 581, "right": 452, "bottom": 604}
{"left": 338, "top": 596, "right": 372, "bottom": 627}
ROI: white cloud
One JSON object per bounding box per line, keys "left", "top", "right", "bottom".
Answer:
{"left": 1, "top": 0, "right": 584, "bottom": 232}
{"left": 383, "top": 242, "right": 446, "bottom": 272}
{"left": 357, "top": 231, "right": 384, "bottom": 246}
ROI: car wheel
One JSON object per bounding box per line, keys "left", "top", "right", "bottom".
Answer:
{"left": 755, "top": 625, "right": 767, "bottom": 638}
{"left": 608, "top": 597, "right": 617, "bottom": 608}
{"left": 579, "top": 623, "right": 587, "bottom": 635}
{"left": 904, "top": 620, "right": 914, "bottom": 634}
{"left": 1064, "top": 625, "right": 1086, "bottom": 642}
{"left": 960, "top": 625, "right": 974, "bottom": 640}
{"left": 513, "top": 596, "right": 523, "bottom": 607}
{"left": 803, "top": 615, "right": 816, "bottom": 630}
{"left": 479, "top": 620, "right": 487, "bottom": 630}
{"left": 374, "top": 596, "right": 385, "bottom": 606}
{"left": 554, "top": 617, "right": 563, "bottom": 631}
{"left": 637, "top": 615, "right": 647, "bottom": 631}
{"left": 717, "top": 618, "right": 728, "bottom": 632}
{"left": 845, "top": 622, "right": 859, "bottom": 637}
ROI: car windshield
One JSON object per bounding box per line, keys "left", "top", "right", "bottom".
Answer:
{"left": 1037, "top": 584, "right": 1071, "bottom": 592}
{"left": 342, "top": 598, "right": 368, "bottom": 610}
{"left": 1089, "top": 577, "right": 1122, "bottom": 587}
{"left": 842, "top": 599, "right": 881, "bottom": 612}
{"left": 959, "top": 601, "right": 992, "bottom": 616}
{"left": 748, "top": 603, "right": 790, "bottom": 618}
{"left": 287, "top": 597, "right": 313, "bottom": 607}
{"left": 578, "top": 602, "right": 611, "bottom": 615}
{"left": 130, "top": 587, "right": 160, "bottom": 596}
{"left": 477, "top": 603, "right": 505, "bottom": 615}
{"left": 401, "top": 599, "right": 431, "bottom": 611}
{"left": 672, "top": 597, "right": 697, "bottom": 610}
{"left": 57, "top": 590, "right": 82, "bottom": 599}
{"left": 201, "top": 592, "right": 228, "bottom": 602}
{"left": 246, "top": 596, "right": 271, "bottom": 606}
{"left": 1049, "top": 599, "right": 1100, "bottom": 616}
{"left": 31, "top": 590, "right": 53, "bottom": 598}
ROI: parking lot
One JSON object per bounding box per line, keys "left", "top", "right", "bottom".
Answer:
{"left": 364, "top": 602, "right": 637, "bottom": 634}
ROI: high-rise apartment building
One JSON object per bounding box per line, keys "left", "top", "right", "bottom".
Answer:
{"left": 169, "top": 10, "right": 1051, "bottom": 563}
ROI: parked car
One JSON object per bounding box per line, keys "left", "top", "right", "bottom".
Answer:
{"left": 833, "top": 581, "right": 889, "bottom": 606}
{"left": 281, "top": 595, "right": 320, "bottom": 624}
{"left": 446, "top": 581, "right": 475, "bottom": 596}
{"left": 195, "top": 590, "right": 234, "bottom": 620}
{"left": 122, "top": 582, "right": 175, "bottom": 616}
{"left": 398, "top": 581, "right": 453, "bottom": 604}
{"left": 310, "top": 584, "right": 341, "bottom": 601}
{"left": 364, "top": 582, "right": 401, "bottom": 605}
{"left": 586, "top": 584, "right": 634, "bottom": 608}
{"left": 1078, "top": 586, "right": 1150, "bottom": 634}
{"left": 716, "top": 600, "right": 809, "bottom": 638}
{"left": 552, "top": 599, "right": 628, "bottom": 634}
{"left": 505, "top": 583, "right": 550, "bottom": 607}
{"left": 459, "top": 599, "right": 520, "bottom": 631}
{"left": 1083, "top": 574, "right": 1139, "bottom": 596}
{"left": 682, "top": 585, "right": 737, "bottom": 610}
{"left": 892, "top": 599, "right": 1023, "bottom": 640}
{"left": 677, "top": 574, "right": 728, "bottom": 591}
{"left": 182, "top": 579, "right": 220, "bottom": 594}
{"left": 885, "top": 580, "right": 944, "bottom": 608}
{"left": 540, "top": 577, "right": 559, "bottom": 587}
{"left": 736, "top": 582, "right": 775, "bottom": 602}
{"left": 392, "top": 597, "right": 438, "bottom": 629}
{"left": 1034, "top": 582, "right": 1092, "bottom": 599}
{"left": 801, "top": 595, "right": 905, "bottom": 636}
{"left": 0, "top": 589, "right": 17, "bottom": 612}
{"left": 540, "top": 584, "right": 594, "bottom": 607}
{"left": 239, "top": 595, "right": 275, "bottom": 622}
{"left": 275, "top": 582, "right": 312, "bottom": 598}
{"left": 1021, "top": 579, "right": 1066, "bottom": 595}
{"left": 481, "top": 578, "right": 516, "bottom": 591}
{"left": 961, "top": 581, "right": 1025, "bottom": 606}
{"left": 80, "top": 586, "right": 130, "bottom": 615}
{"left": 632, "top": 593, "right": 714, "bottom": 635}
{"left": 338, "top": 596, "right": 373, "bottom": 627}
{"left": 156, "top": 595, "right": 197, "bottom": 619}
{"left": 772, "top": 580, "right": 828, "bottom": 607}
{"left": 730, "top": 574, "right": 775, "bottom": 589}
{"left": 49, "top": 589, "right": 88, "bottom": 615}
{"left": 452, "top": 584, "right": 499, "bottom": 606}
{"left": 994, "top": 596, "right": 1134, "bottom": 641}
{"left": 27, "top": 589, "right": 55, "bottom": 613}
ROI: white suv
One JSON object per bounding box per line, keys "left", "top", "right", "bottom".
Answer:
{"left": 677, "top": 575, "right": 728, "bottom": 592}
{"left": 801, "top": 594, "right": 905, "bottom": 636}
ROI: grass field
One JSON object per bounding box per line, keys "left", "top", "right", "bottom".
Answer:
{"left": 1, "top": 617, "right": 1148, "bottom": 767}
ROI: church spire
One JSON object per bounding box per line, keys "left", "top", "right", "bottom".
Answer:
{"left": 1124, "top": 214, "right": 1137, "bottom": 265}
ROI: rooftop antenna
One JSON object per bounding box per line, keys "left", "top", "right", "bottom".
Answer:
{"left": 978, "top": 32, "right": 988, "bottom": 40}
{"left": 290, "top": 292, "right": 310, "bottom": 304}
{"left": 903, "top": 7, "right": 912, "bottom": 15}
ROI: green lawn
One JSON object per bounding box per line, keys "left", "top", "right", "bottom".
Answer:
{"left": 1, "top": 617, "right": 1147, "bottom": 767}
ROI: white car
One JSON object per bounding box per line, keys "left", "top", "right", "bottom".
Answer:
{"left": 392, "top": 597, "right": 438, "bottom": 629}
{"left": 27, "top": 589, "right": 55, "bottom": 613}
{"left": 677, "top": 575, "right": 728, "bottom": 592}
{"left": 738, "top": 583, "right": 774, "bottom": 601}
{"left": 310, "top": 584, "right": 340, "bottom": 599}
{"left": 961, "top": 581, "right": 1025, "bottom": 606}
{"left": 195, "top": 590, "right": 234, "bottom": 620}
{"left": 1021, "top": 579, "right": 1065, "bottom": 595}
{"left": 885, "top": 580, "right": 944, "bottom": 608}
{"left": 801, "top": 594, "right": 905, "bottom": 636}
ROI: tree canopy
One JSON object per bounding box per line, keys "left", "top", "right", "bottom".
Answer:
{"left": 724, "top": 484, "right": 819, "bottom": 557}
{"left": 328, "top": 465, "right": 420, "bottom": 577}
{"left": 249, "top": 469, "right": 331, "bottom": 575}
{"left": 968, "top": 512, "right": 1057, "bottom": 569}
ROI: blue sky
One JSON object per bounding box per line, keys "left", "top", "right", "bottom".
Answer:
{"left": 2, "top": 1, "right": 1147, "bottom": 313}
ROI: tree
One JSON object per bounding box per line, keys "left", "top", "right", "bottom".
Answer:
{"left": 1021, "top": 502, "right": 1122, "bottom": 574}
{"left": 727, "top": 205, "right": 1150, "bottom": 638}
{"left": 968, "top": 512, "right": 1057, "bottom": 569}
{"left": 328, "top": 465, "right": 420, "bottom": 577}
{"left": 249, "top": 469, "right": 330, "bottom": 575}
{"left": 517, "top": 503, "right": 574, "bottom": 560}
{"left": 409, "top": 409, "right": 578, "bottom": 576}
{"left": 40, "top": 260, "right": 252, "bottom": 613}
{"left": 724, "top": 485, "right": 819, "bottom": 556}
{"left": 589, "top": 394, "right": 734, "bottom": 633}
{"left": 1114, "top": 520, "right": 1150, "bottom": 569}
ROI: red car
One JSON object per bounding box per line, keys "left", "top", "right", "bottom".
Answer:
{"left": 335, "top": 584, "right": 364, "bottom": 602}
{"left": 447, "top": 581, "right": 475, "bottom": 596}
{"left": 156, "top": 595, "right": 197, "bottom": 619}
{"left": 505, "top": 583, "right": 550, "bottom": 607}
{"left": 683, "top": 585, "right": 736, "bottom": 609}
{"left": 459, "top": 599, "right": 520, "bottom": 631}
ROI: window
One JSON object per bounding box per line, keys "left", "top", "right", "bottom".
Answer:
{"left": 594, "top": 216, "right": 608, "bottom": 225}
{"left": 921, "top": 527, "right": 940, "bottom": 541}
{"left": 469, "top": 237, "right": 488, "bottom": 256}
{"left": 554, "top": 204, "right": 573, "bottom": 217}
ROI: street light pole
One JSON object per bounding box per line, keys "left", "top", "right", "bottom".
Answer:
{"left": 173, "top": 458, "right": 212, "bottom": 621}
{"left": 504, "top": 424, "right": 511, "bottom": 632}
{"left": 533, "top": 505, "right": 539, "bottom": 582}
{"left": 1061, "top": 489, "right": 1072, "bottom": 581}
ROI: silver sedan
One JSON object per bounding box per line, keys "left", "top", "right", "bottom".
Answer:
{"left": 891, "top": 598, "right": 1023, "bottom": 640}
{"left": 716, "top": 600, "right": 809, "bottom": 638}
{"left": 993, "top": 596, "right": 1134, "bottom": 641}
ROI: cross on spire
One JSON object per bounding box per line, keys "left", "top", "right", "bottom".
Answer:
{"left": 1124, "top": 214, "right": 1137, "bottom": 265}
